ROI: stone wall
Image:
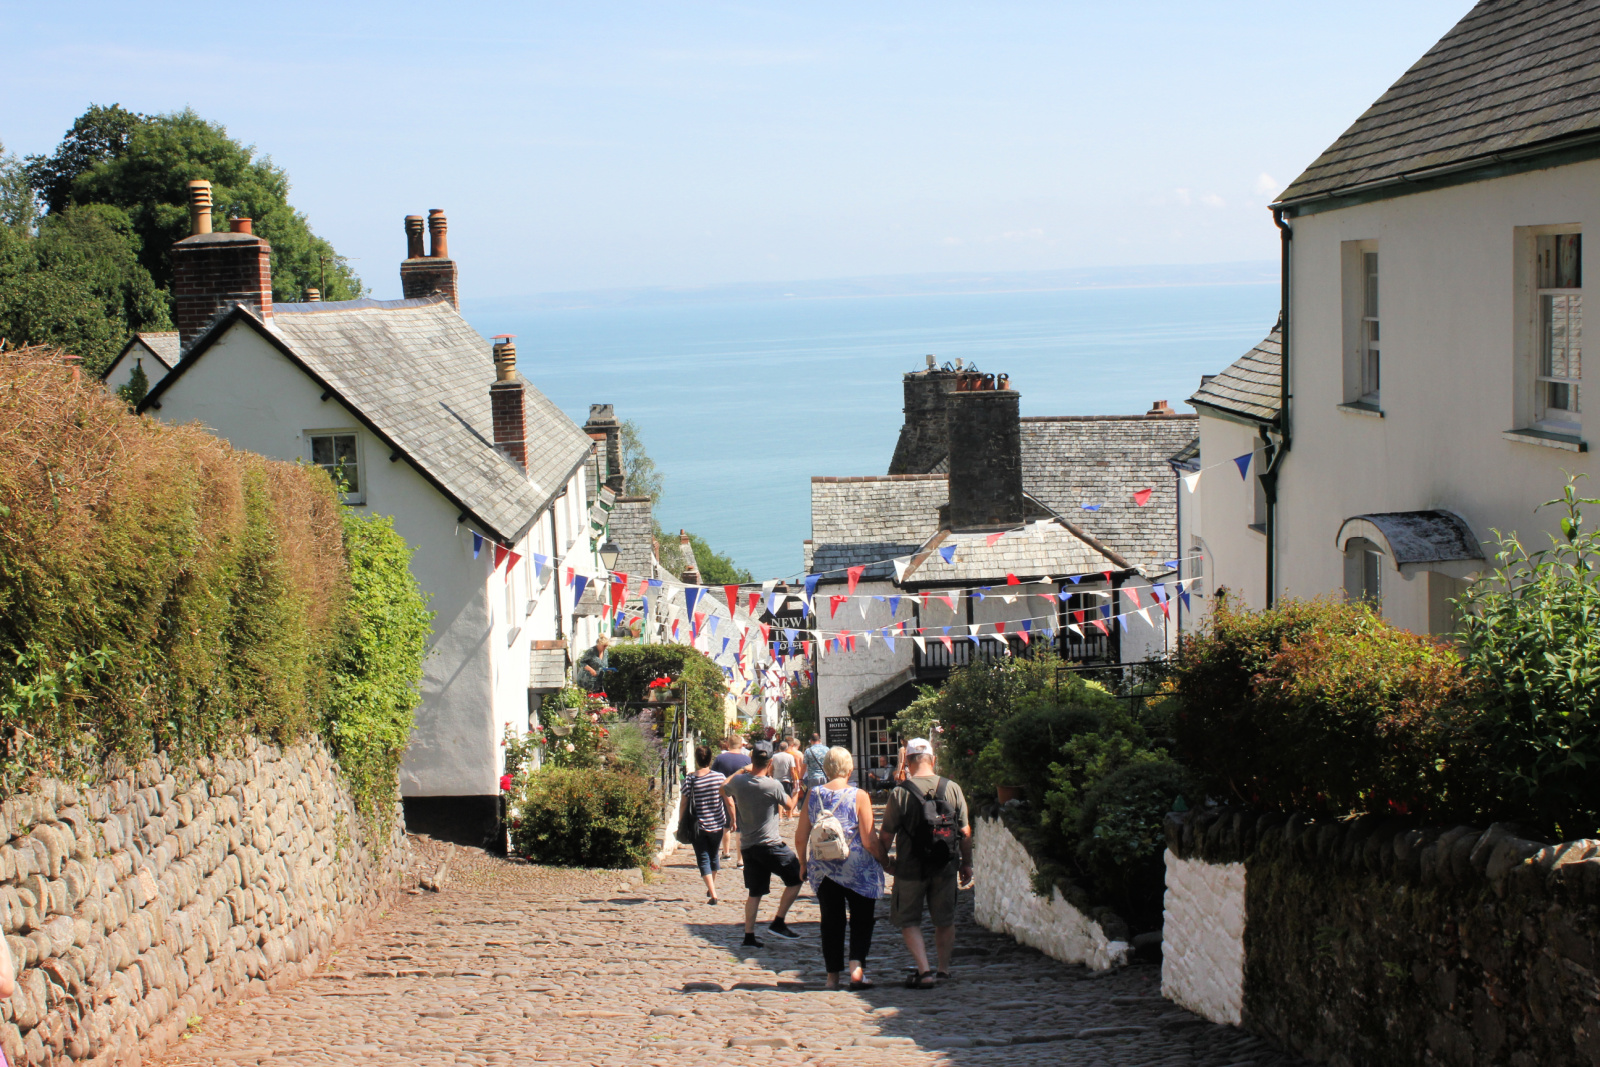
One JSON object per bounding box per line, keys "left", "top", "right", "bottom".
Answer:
{"left": 0, "top": 737, "right": 406, "bottom": 1066}
{"left": 1165, "top": 808, "right": 1600, "bottom": 1067}
{"left": 1160, "top": 851, "right": 1244, "bottom": 1026}
{"left": 972, "top": 817, "right": 1128, "bottom": 971}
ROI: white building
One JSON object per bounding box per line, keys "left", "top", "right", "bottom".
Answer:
{"left": 1191, "top": 0, "right": 1600, "bottom": 635}
{"left": 101, "top": 331, "right": 178, "bottom": 397}
{"left": 140, "top": 189, "right": 602, "bottom": 846}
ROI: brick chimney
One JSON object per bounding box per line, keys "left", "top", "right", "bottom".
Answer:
{"left": 171, "top": 181, "right": 273, "bottom": 347}
{"left": 489, "top": 337, "right": 529, "bottom": 469}
{"left": 1147, "top": 399, "right": 1173, "bottom": 416}
{"left": 946, "top": 376, "right": 1024, "bottom": 529}
{"left": 583, "top": 404, "right": 624, "bottom": 492}
{"left": 889, "top": 357, "right": 962, "bottom": 475}
{"left": 678, "top": 531, "right": 702, "bottom": 585}
{"left": 399, "top": 208, "right": 459, "bottom": 308}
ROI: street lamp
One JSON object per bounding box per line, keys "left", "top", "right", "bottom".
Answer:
{"left": 599, "top": 541, "right": 621, "bottom": 571}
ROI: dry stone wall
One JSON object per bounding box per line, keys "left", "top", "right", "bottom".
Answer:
{"left": 0, "top": 737, "right": 405, "bottom": 1067}
{"left": 1160, "top": 850, "right": 1244, "bottom": 1026}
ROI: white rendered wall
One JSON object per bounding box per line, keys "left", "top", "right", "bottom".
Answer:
{"left": 972, "top": 816, "right": 1129, "bottom": 971}
{"left": 816, "top": 578, "right": 916, "bottom": 742}
{"left": 1160, "top": 850, "right": 1245, "bottom": 1025}
{"left": 1193, "top": 413, "right": 1267, "bottom": 615}
{"left": 1279, "top": 163, "right": 1600, "bottom": 632}
{"left": 148, "top": 321, "right": 581, "bottom": 798}
{"left": 103, "top": 345, "right": 170, "bottom": 396}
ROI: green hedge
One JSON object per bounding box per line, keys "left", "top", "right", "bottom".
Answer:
{"left": 605, "top": 643, "right": 727, "bottom": 741}
{"left": 510, "top": 768, "right": 657, "bottom": 868}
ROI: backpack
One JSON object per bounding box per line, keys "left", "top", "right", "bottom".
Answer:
{"left": 901, "top": 778, "right": 959, "bottom": 872}
{"left": 807, "top": 789, "right": 851, "bottom": 862}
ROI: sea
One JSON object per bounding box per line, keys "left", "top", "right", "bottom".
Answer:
{"left": 466, "top": 266, "right": 1280, "bottom": 581}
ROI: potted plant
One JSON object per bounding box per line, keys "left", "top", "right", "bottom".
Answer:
{"left": 646, "top": 676, "right": 680, "bottom": 703}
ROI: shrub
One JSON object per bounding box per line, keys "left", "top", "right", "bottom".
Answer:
{"left": 784, "top": 680, "right": 818, "bottom": 741}
{"left": 511, "top": 768, "right": 657, "bottom": 868}
{"left": 997, "top": 700, "right": 1105, "bottom": 790}
{"left": 1074, "top": 758, "right": 1197, "bottom": 922}
{"left": 605, "top": 643, "right": 726, "bottom": 741}
{"left": 1458, "top": 477, "right": 1600, "bottom": 837}
{"left": 1171, "top": 596, "right": 1480, "bottom": 818}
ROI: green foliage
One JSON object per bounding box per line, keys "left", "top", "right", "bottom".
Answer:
{"left": 23, "top": 104, "right": 144, "bottom": 216}
{"left": 1171, "top": 596, "right": 1480, "bottom": 818}
{"left": 0, "top": 140, "right": 37, "bottom": 234}
{"left": 0, "top": 205, "right": 171, "bottom": 374}
{"left": 606, "top": 643, "right": 727, "bottom": 741}
{"left": 510, "top": 768, "right": 658, "bottom": 869}
{"left": 652, "top": 522, "right": 751, "bottom": 585}
{"left": 116, "top": 359, "right": 149, "bottom": 410}
{"left": 1074, "top": 758, "right": 1196, "bottom": 912}
{"left": 606, "top": 721, "right": 658, "bottom": 778}
{"left": 785, "top": 680, "right": 819, "bottom": 741}
{"left": 997, "top": 700, "right": 1106, "bottom": 790}
{"left": 619, "top": 419, "right": 662, "bottom": 503}
{"left": 324, "top": 510, "right": 432, "bottom": 829}
{"left": 1458, "top": 476, "right": 1600, "bottom": 836}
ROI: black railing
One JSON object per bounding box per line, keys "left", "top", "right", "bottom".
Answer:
{"left": 912, "top": 629, "right": 1113, "bottom": 674}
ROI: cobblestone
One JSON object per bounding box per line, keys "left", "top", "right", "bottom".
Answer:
{"left": 156, "top": 825, "right": 1311, "bottom": 1067}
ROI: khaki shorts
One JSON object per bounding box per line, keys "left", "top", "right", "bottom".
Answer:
{"left": 890, "top": 866, "right": 959, "bottom": 929}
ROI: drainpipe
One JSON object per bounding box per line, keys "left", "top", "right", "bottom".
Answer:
{"left": 548, "top": 509, "right": 565, "bottom": 643}
{"left": 1265, "top": 206, "right": 1294, "bottom": 608}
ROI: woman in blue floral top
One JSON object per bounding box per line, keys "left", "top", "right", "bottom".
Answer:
{"left": 795, "top": 747, "right": 889, "bottom": 990}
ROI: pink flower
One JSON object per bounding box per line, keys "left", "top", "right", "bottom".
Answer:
{"left": 499, "top": 774, "right": 513, "bottom": 792}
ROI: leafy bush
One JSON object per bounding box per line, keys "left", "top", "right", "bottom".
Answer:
{"left": 1074, "top": 758, "right": 1196, "bottom": 921}
{"left": 606, "top": 643, "right": 727, "bottom": 741}
{"left": 1171, "top": 596, "right": 1480, "bottom": 818}
{"left": 511, "top": 768, "right": 657, "bottom": 868}
{"left": 784, "top": 680, "right": 819, "bottom": 741}
{"left": 1458, "top": 478, "right": 1600, "bottom": 837}
{"left": 324, "top": 510, "right": 432, "bottom": 829}
{"left": 997, "top": 700, "right": 1106, "bottom": 790}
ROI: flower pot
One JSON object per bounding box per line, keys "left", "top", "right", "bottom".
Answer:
{"left": 996, "top": 785, "right": 1025, "bottom": 804}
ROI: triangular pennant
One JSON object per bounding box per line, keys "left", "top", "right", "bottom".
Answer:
{"left": 862, "top": 631, "right": 873, "bottom": 649}
{"left": 1081, "top": 503, "right": 1101, "bottom": 512}
{"left": 1126, "top": 587, "right": 1142, "bottom": 608}
{"left": 940, "top": 636, "right": 954, "bottom": 653}
{"left": 472, "top": 532, "right": 483, "bottom": 559}
{"left": 804, "top": 574, "right": 820, "bottom": 606}
{"left": 1092, "top": 618, "right": 1109, "bottom": 635}
{"left": 858, "top": 598, "right": 870, "bottom": 619}
{"left": 1234, "top": 452, "right": 1253, "bottom": 479}
{"left": 884, "top": 632, "right": 895, "bottom": 651}
{"left": 939, "top": 594, "right": 956, "bottom": 612}
{"left": 721, "top": 637, "right": 730, "bottom": 656}
{"left": 572, "top": 575, "right": 589, "bottom": 604}
{"left": 829, "top": 595, "right": 848, "bottom": 619}
{"left": 748, "top": 591, "right": 761, "bottom": 617}
{"left": 939, "top": 544, "right": 958, "bottom": 564}
{"left": 994, "top": 621, "right": 1006, "bottom": 633}
{"left": 1067, "top": 622, "right": 1083, "bottom": 637}
{"left": 1016, "top": 630, "right": 1030, "bottom": 645}
{"left": 1183, "top": 470, "right": 1201, "bottom": 493}
{"left": 913, "top": 636, "right": 926, "bottom": 653}
{"left": 893, "top": 556, "right": 910, "bottom": 582}
{"left": 986, "top": 531, "right": 1006, "bottom": 546}
{"left": 1133, "top": 487, "right": 1153, "bottom": 507}
{"left": 1068, "top": 574, "right": 1083, "bottom": 584}
{"left": 724, "top": 585, "right": 740, "bottom": 615}
{"left": 888, "top": 596, "right": 901, "bottom": 617}
{"left": 1006, "top": 573, "right": 1020, "bottom": 585}
{"left": 532, "top": 553, "right": 548, "bottom": 580}
{"left": 707, "top": 615, "right": 722, "bottom": 636}
{"left": 504, "top": 550, "right": 522, "bottom": 580}
{"left": 847, "top": 565, "right": 866, "bottom": 594}
{"left": 493, "top": 544, "right": 509, "bottom": 570}
{"left": 1180, "top": 587, "right": 1192, "bottom": 610}
{"left": 684, "top": 586, "right": 702, "bottom": 615}
{"left": 1117, "top": 613, "right": 1129, "bottom": 633}
{"left": 565, "top": 565, "right": 574, "bottom": 586}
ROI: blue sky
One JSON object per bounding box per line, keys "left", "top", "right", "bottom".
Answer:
{"left": 3, "top": 1, "right": 1473, "bottom": 298}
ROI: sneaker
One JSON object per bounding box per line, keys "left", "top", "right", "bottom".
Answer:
{"left": 768, "top": 918, "right": 800, "bottom": 940}
{"left": 741, "top": 933, "right": 764, "bottom": 948}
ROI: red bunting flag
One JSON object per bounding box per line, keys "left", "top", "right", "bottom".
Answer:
{"left": 504, "top": 550, "right": 522, "bottom": 579}
{"left": 613, "top": 571, "right": 629, "bottom": 588}
{"left": 748, "top": 591, "right": 761, "bottom": 617}
{"left": 1092, "top": 619, "right": 1109, "bottom": 635}
{"left": 759, "top": 623, "right": 771, "bottom": 643}
{"left": 639, "top": 577, "right": 650, "bottom": 596}
{"left": 803, "top": 640, "right": 812, "bottom": 658}
{"left": 1126, "top": 587, "right": 1141, "bottom": 608}
{"left": 987, "top": 530, "right": 1006, "bottom": 546}
{"left": 610, "top": 580, "right": 625, "bottom": 609}
{"left": 847, "top": 565, "right": 865, "bottom": 594}
{"left": 724, "top": 585, "right": 740, "bottom": 615}
{"left": 492, "top": 544, "right": 509, "bottom": 570}
{"left": 1133, "top": 488, "right": 1153, "bottom": 507}
{"left": 994, "top": 621, "right": 1006, "bottom": 633}
{"left": 671, "top": 618, "right": 680, "bottom": 638}
{"left": 829, "top": 595, "right": 848, "bottom": 618}
{"left": 1017, "top": 630, "right": 1030, "bottom": 645}
{"left": 693, "top": 611, "right": 706, "bottom": 637}
{"left": 939, "top": 594, "right": 956, "bottom": 612}
{"left": 565, "top": 566, "right": 575, "bottom": 586}
{"left": 845, "top": 633, "right": 856, "bottom": 652}
{"left": 920, "top": 590, "right": 930, "bottom": 611}
{"left": 1073, "top": 609, "right": 1086, "bottom": 624}
{"left": 1006, "top": 573, "right": 1020, "bottom": 585}
{"left": 940, "top": 636, "right": 954, "bottom": 653}
{"left": 1102, "top": 571, "right": 1112, "bottom": 583}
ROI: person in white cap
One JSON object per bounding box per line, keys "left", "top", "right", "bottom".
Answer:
{"left": 878, "top": 737, "right": 972, "bottom": 988}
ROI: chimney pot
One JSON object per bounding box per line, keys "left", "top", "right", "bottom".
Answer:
{"left": 229, "top": 217, "right": 253, "bottom": 235}
{"left": 428, "top": 209, "right": 448, "bottom": 258}
{"left": 1148, "top": 399, "right": 1172, "bottom": 415}
{"left": 404, "top": 215, "right": 426, "bottom": 260}
{"left": 304, "top": 287, "right": 321, "bottom": 302}
{"left": 187, "top": 180, "right": 212, "bottom": 236}
{"left": 492, "top": 338, "right": 518, "bottom": 382}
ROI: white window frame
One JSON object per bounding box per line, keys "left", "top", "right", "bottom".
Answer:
{"left": 1535, "top": 232, "right": 1582, "bottom": 435}
{"left": 1360, "top": 251, "right": 1381, "bottom": 404}
{"left": 306, "top": 429, "right": 364, "bottom": 505}
{"left": 1343, "top": 536, "right": 1383, "bottom": 608}
{"left": 1341, "top": 239, "right": 1381, "bottom": 408}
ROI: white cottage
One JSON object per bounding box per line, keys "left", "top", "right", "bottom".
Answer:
{"left": 1191, "top": 0, "right": 1600, "bottom": 635}
{"left": 101, "top": 331, "right": 178, "bottom": 397}
{"left": 140, "top": 185, "right": 601, "bottom": 846}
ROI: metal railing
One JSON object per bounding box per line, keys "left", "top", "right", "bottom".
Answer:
{"left": 913, "top": 629, "right": 1113, "bottom": 674}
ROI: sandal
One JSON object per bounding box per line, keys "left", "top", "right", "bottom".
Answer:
{"left": 904, "top": 970, "right": 937, "bottom": 989}
{"left": 935, "top": 970, "right": 952, "bottom": 983}
{"left": 849, "top": 979, "right": 875, "bottom": 991}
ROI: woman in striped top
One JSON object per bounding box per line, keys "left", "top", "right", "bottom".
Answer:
{"left": 681, "top": 744, "right": 736, "bottom": 904}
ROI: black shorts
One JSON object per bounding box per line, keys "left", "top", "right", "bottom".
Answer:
{"left": 741, "top": 843, "right": 802, "bottom": 897}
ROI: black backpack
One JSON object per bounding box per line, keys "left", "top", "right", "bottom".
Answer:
{"left": 901, "top": 778, "right": 959, "bottom": 871}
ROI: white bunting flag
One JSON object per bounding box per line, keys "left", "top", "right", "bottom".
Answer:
{"left": 1067, "top": 623, "right": 1083, "bottom": 637}
{"left": 967, "top": 623, "right": 981, "bottom": 636}
{"left": 892, "top": 556, "right": 910, "bottom": 582}
{"left": 862, "top": 631, "right": 874, "bottom": 649}
{"left": 913, "top": 636, "right": 926, "bottom": 653}
{"left": 1002, "top": 595, "right": 1017, "bottom": 604}
{"left": 1183, "top": 470, "right": 1201, "bottom": 493}
{"left": 859, "top": 598, "right": 871, "bottom": 620}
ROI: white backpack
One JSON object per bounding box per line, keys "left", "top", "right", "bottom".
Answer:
{"left": 808, "top": 791, "right": 851, "bottom": 862}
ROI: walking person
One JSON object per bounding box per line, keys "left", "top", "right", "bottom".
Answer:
{"left": 679, "top": 744, "right": 736, "bottom": 905}
{"left": 795, "top": 746, "right": 887, "bottom": 990}
{"left": 711, "top": 737, "right": 752, "bottom": 862}
{"left": 770, "top": 739, "right": 798, "bottom": 819}
{"left": 800, "top": 732, "right": 829, "bottom": 794}
{"left": 722, "top": 741, "right": 802, "bottom": 947}
{"left": 879, "top": 738, "right": 972, "bottom": 988}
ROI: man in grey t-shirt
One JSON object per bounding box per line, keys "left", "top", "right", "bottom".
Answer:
{"left": 723, "top": 742, "right": 801, "bottom": 948}
{"left": 770, "top": 741, "right": 798, "bottom": 818}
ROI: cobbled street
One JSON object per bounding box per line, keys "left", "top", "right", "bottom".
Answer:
{"left": 157, "top": 831, "right": 1307, "bottom": 1067}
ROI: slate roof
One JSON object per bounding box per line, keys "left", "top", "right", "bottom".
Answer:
{"left": 529, "top": 644, "right": 568, "bottom": 690}
{"left": 609, "top": 497, "right": 658, "bottom": 585}
{"left": 1278, "top": 0, "right": 1600, "bottom": 205}
{"left": 1188, "top": 326, "right": 1282, "bottom": 425}
{"left": 900, "top": 520, "right": 1122, "bottom": 585}
{"left": 809, "top": 476, "right": 948, "bottom": 579}
{"left": 144, "top": 297, "right": 592, "bottom": 543}
{"left": 1018, "top": 415, "right": 1198, "bottom": 573}
{"left": 1337, "top": 510, "right": 1486, "bottom": 567}
{"left": 101, "top": 331, "right": 180, "bottom": 383}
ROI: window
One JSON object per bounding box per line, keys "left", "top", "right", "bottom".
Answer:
{"left": 309, "top": 432, "right": 362, "bottom": 504}
{"left": 1427, "top": 572, "right": 1465, "bottom": 636}
{"left": 862, "top": 715, "right": 897, "bottom": 787}
{"left": 1343, "top": 537, "right": 1383, "bottom": 607}
{"left": 1536, "top": 233, "right": 1582, "bottom": 434}
{"left": 1342, "top": 240, "right": 1381, "bottom": 408}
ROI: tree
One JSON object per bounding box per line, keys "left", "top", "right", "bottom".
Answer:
{"left": 36, "top": 106, "right": 363, "bottom": 302}
{"left": 116, "top": 359, "right": 149, "bottom": 410}
{"left": 23, "top": 104, "right": 145, "bottom": 216}
{"left": 0, "top": 140, "right": 37, "bottom": 233}
{"left": 619, "top": 419, "right": 663, "bottom": 503}
{"left": 652, "top": 522, "right": 751, "bottom": 584}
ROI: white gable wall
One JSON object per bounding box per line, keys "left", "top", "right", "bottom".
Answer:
{"left": 1191, "top": 412, "right": 1268, "bottom": 619}
{"left": 1281, "top": 160, "right": 1600, "bottom": 632}
{"left": 148, "top": 321, "right": 574, "bottom": 797}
